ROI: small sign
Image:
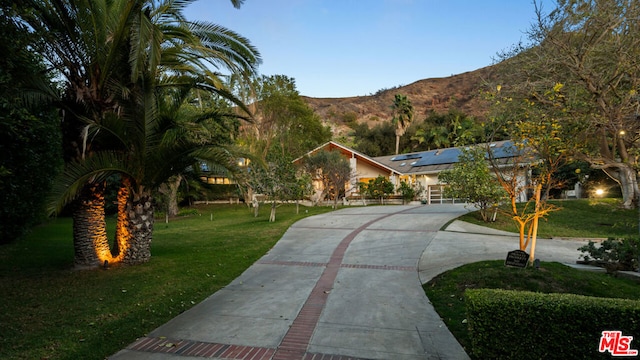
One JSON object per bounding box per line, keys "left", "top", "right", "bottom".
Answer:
{"left": 505, "top": 250, "right": 529, "bottom": 268}
{"left": 599, "top": 331, "right": 638, "bottom": 356}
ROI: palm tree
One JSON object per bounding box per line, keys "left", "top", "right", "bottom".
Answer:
{"left": 25, "top": 0, "right": 260, "bottom": 267}
{"left": 111, "top": 0, "right": 260, "bottom": 264}
{"left": 113, "top": 74, "right": 252, "bottom": 264}
{"left": 51, "top": 74, "right": 255, "bottom": 264}
{"left": 391, "top": 94, "right": 414, "bottom": 154}
{"left": 23, "top": 0, "right": 145, "bottom": 267}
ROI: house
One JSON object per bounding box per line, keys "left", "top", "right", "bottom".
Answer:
{"left": 296, "top": 140, "right": 530, "bottom": 204}
{"left": 293, "top": 141, "right": 401, "bottom": 203}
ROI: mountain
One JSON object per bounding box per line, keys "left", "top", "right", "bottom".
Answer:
{"left": 301, "top": 64, "right": 502, "bottom": 138}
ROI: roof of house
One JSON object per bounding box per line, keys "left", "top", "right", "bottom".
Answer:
{"left": 294, "top": 141, "right": 402, "bottom": 176}
{"left": 295, "top": 140, "right": 526, "bottom": 177}
{"left": 373, "top": 140, "right": 523, "bottom": 175}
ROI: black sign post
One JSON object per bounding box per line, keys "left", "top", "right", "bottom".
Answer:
{"left": 505, "top": 250, "right": 529, "bottom": 268}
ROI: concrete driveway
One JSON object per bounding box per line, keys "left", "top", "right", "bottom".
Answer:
{"left": 111, "top": 204, "right": 590, "bottom": 360}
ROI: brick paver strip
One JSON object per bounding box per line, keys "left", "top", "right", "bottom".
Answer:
{"left": 271, "top": 210, "right": 406, "bottom": 360}
{"left": 258, "top": 260, "right": 415, "bottom": 272}
{"left": 124, "top": 208, "right": 419, "bottom": 359}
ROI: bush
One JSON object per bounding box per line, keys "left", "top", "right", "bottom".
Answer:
{"left": 465, "top": 289, "right": 640, "bottom": 359}
{"left": 398, "top": 181, "right": 416, "bottom": 203}
{"left": 578, "top": 237, "right": 639, "bottom": 273}
{"left": 0, "top": 10, "right": 62, "bottom": 243}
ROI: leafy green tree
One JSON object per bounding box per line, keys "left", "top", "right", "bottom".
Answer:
{"left": 292, "top": 172, "right": 313, "bottom": 214}
{"left": 55, "top": 76, "right": 258, "bottom": 264}
{"left": 493, "top": 0, "right": 640, "bottom": 209}
{"left": 304, "top": 150, "right": 352, "bottom": 209}
{"left": 398, "top": 181, "right": 416, "bottom": 204}
{"left": 356, "top": 181, "right": 370, "bottom": 205}
{"left": 366, "top": 176, "right": 395, "bottom": 204}
{"left": 391, "top": 94, "right": 414, "bottom": 154}
{"left": 438, "top": 146, "right": 507, "bottom": 222}
{"left": 0, "top": 3, "right": 62, "bottom": 243}
{"left": 248, "top": 154, "right": 299, "bottom": 222}
{"left": 19, "top": 0, "right": 144, "bottom": 265}
{"left": 242, "top": 75, "right": 331, "bottom": 160}
{"left": 353, "top": 109, "right": 484, "bottom": 157}
{"left": 411, "top": 110, "right": 484, "bottom": 150}
{"left": 352, "top": 122, "right": 396, "bottom": 156}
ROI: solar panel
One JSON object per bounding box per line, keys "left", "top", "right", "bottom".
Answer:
{"left": 391, "top": 153, "right": 422, "bottom": 161}
{"left": 412, "top": 148, "right": 461, "bottom": 166}
{"left": 400, "top": 141, "right": 523, "bottom": 167}
{"left": 487, "top": 142, "right": 522, "bottom": 159}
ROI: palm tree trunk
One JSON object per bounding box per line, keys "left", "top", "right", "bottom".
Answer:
{"left": 120, "top": 190, "right": 154, "bottom": 265}
{"left": 72, "top": 182, "right": 111, "bottom": 268}
{"left": 112, "top": 180, "right": 130, "bottom": 263}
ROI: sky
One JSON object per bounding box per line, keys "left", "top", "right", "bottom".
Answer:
{"left": 184, "top": 0, "right": 552, "bottom": 98}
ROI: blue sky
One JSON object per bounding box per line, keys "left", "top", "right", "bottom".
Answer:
{"left": 184, "top": 1, "right": 551, "bottom": 98}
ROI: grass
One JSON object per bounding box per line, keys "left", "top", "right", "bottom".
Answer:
{"left": 458, "top": 198, "right": 639, "bottom": 238}
{"left": 3, "top": 198, "right": 639, "bottom": 359}
{"left": 0, "top": 203, "right": 333, "bottom": 360}
{"left": 423, "top": 260, "right": 640, "bottom": 355}
{"left": 427, "top": 198, "right": 640, "bottom": 356}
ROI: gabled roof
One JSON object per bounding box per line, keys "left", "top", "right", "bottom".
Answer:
{"left": 294, "top": 141, "right": 401, "bottom": 175}
{"left": 296, "top": 140, "right": 526, "bottom": 177}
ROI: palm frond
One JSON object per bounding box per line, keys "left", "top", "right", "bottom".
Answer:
{"left": 47, "top": 151, "right": 133, "bottom": 215}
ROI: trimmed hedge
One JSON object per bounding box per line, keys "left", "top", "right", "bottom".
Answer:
{"left": 465, "top": 289, "right": 640, "bottom": 359}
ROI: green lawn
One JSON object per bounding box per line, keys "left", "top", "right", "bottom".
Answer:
{"left": 427, "top": 198, "right": 640, "bottom": 357}
{"left": 0, "top": 203, "right": 332, "bottom": 360}
{"left": 458, "top": 198, "right": 639, "bottom": 238}
{"left": 3, "top": 199, "right": 639, "bottom": 359}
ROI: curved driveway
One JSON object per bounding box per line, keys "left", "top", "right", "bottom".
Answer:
{"left": 112, "top": 204, "right": 589, "bottom": 360}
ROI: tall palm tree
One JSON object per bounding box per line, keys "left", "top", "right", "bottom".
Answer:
{"left": 119, "top": 0, "right": 259, "bottom": 264}
{"left": 51, "top": 74, "right": 255, "bottom": 264}
{"left": 25, "top": 0, "right": 260, "bottom": 267}
{"left": 391, "top": 94, "right": 414, "bottom": 155}
{"left": 113, "top": 74, "right": 251, "bottom": 264}
{"left": 23, "top": 0, "right": 145, "bottom": 267}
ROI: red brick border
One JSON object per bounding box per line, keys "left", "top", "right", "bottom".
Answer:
{"left": 258, "top": 260, "right": 415, "bottom": 272}
{"left": 124, "top": 208, "right": 419, "bottom": 359}
{"left": 126, "top": 336, "right": 369, "bottom": 359}
{"left": 127, "top": 336, "right": 276, "bottom": 359}
{"left": 271, "top": 211, "right": 403, "bottom": 360}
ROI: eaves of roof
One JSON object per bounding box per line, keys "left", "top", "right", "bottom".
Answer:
{"left": 294, "top": 141, "right": 401, "bottom": 175}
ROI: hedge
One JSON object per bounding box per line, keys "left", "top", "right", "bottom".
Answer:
{"left": 465, "top": 289, "right": 640, "bottom": 359}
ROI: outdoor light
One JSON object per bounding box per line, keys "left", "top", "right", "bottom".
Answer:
{"left": 595, "top": 188, "right": 605, "bottom": 196}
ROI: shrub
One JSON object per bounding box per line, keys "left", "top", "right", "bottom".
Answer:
{"left": 578, "top": 237, "right": 639, "bottom": 272}
{"left": 398, "top": 181, "right": 416, "bottom": 203}
{"left": 465, "top": 289, "right": 640, "bottom": 359}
